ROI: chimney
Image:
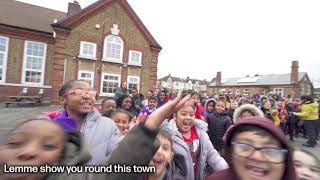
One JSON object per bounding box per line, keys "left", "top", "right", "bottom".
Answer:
{"left": 67, "top": 1, "right": 81, "bottom": 17}
{"left": 291, "top": 61, "right": 299, "bottom": 84}
{"left": 216, "top": 71, "right": 221, "bottom": 86}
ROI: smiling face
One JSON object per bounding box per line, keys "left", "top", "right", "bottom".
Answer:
{"left": 121, "top": 97, "right": 132, "bottom": 110}
{"left": 159, "top": 92, "right": 166, "bottom": 102}
{"left": 149, "top": 136, "right": 173, "bottom": 177}
{"left": 111, "top": 112, "right": 130, "bottom": 135}
{"left": 294, "top": 150, "right": 320, "bottom": 180}
{"left": 148, "top": 99, "right": 157, "bottom": 110}
{"left": 0, "top": 120, "right": 65, "bottom": 180}
{"left": 175, "top": 104, "right": 195, "bottom": 135}
{"left": 232, "top": 131, "right": 285, "bottom": 180}
{"left": 215, "top": 101, "right": 226, "bottom": 113}
{"left": 101, "top": 99, "right": 116, "bottom": 117}
{"left": 60, "top": 81, "right": 96, "bottom": 116}
{"left": 263, "top": 101, "right": 271, "bottom": 110}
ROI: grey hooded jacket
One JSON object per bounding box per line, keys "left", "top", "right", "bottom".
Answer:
{"left": 161, "top": 119, "right": 229, "bottom": 180}
{"left": 80, "top": 108, "right": 123, "bottom": 165}
{"left": 47, "top": 123, "right": 160, "bottom": 180}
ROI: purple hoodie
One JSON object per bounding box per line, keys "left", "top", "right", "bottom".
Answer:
{"left": 52, "top": 110, "right": 77, "bottom": 132}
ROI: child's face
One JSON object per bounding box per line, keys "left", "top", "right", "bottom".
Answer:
{"left": 294, "top": 150, "right": 320, "bottom": 180}
{"left": 207, "top": 102, "right": 215, "bottom": 112}
{"left": 149, "top": 137, "right": 173, "bottom": 176}
{"left": 231, "top": 101, "right": 239, "bottom": 109}
{"left": 0, "top": 120, "right": 65, "bottom": 180}
{"left": 101, "top": 100, "right": 116, "bottom": 116}
{"left": 191, "top": 94, "right": 200, "bottom": 104}
{"left": 264, "top": 101, "right": 271, "bottom": 110}
{"left": 231, "top": 130, "right": 285, "bottom": 180}
{"left": 112, "top": 113, "right": 129, "bottom": 135}
{"left": 61, "top": 81, "right": 96, "bottom": 115}
{"left": 159, "top": 92, "right": 166, "bottom": 102}
{"left": 121, "top": 97, "right": 132, "bottom": 110}
{"left": 175, "top": 105, "right": 195, "bottom": 134}
{"left": 148, "top": 99, "right": 157, "bottom": 109}
{"left": 215, "top": 101, "right": 226, "bottom": 113}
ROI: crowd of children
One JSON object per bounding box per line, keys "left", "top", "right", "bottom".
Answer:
{"left": 0, "top": 79, "right": 319, "bottom": 180}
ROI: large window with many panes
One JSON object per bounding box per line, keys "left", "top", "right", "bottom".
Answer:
{"left": 101, "top": 73, "right": 120, "bottom": 96}
{"left": 22, "top": 41, "right": 47, "bottom": 85}
{"left": 103, "top": 35, "right": 123, "bottom": 63}
{"left": 0, "top": 36, "right": 9, "bottom": 83}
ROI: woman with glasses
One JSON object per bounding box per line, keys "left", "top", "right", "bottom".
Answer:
{"left": 207, "top": 117, "right": 297, "bottom": 180}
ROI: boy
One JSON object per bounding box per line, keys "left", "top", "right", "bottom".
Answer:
{"left": 140, "top": 96, "right": 157, "bottom": 117}
{"left": 101, "top": 98, "right": 116, "bottom": 118}
{"left": 50, "top": 80, "right": 123, "bottom": 165}
{"left": 208, "top": 117, "right": 297, "bottom": 180}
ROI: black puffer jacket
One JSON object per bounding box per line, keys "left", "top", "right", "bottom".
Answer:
{"left": 207, "top": 111, "right": 232, "bottom": 152}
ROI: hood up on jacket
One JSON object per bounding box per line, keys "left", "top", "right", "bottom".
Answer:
{"left": 205, "top": 98, "right": 216, "bottom": 110}
{"left": 233, "top": 104, "right": 264, "bottom": 123}
{"left": 222, "top": 117, "right": 297, "bottom": 180}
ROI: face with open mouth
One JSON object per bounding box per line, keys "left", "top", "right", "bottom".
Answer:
{"left": 175, "top": 104, "right": 195, "bottom": 134}
{"left": 149, "top": 136, "right": 173, "bottom": 176}
{"left": 232, "top": 131, "right": 285, "bottom": 180}
{"left": 63, "top": 81, "right": 96, "bottom": 116}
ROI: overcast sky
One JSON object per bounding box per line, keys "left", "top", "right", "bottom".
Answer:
{"left": 20, "top": 0, "right": 320, "bottom": 87}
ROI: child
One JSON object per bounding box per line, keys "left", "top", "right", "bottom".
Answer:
{"left": 204, "top": 98, "right": 216, "bottom": 120}
{"left": 294, "top": 148, "right": 320, "bottom": 180}
{"left": 110, "top": 109, "right": 131, "bottom": 135}
{"left": 144, "top": 130, "right": 174, "bottom": 180}
{"left": 49, "top": 80, "right": 122, "bottom": 165}
{"left": 157, "top": 90, "right": 167, "bottom": 108}
{"left": 191, "top": 91, "right": 205, "bottom": 121}
{"left": 101, "top": 98, "right": 117, "bottom": 117}
{"left": 286, "top": 102, "right": 300, "bottom": 142}
{"left": 0, "top": 92, "right": 193, "bottom": 180}
{"left": 116, "top": 94, "right": 139, "bottom": 117}
{"left": 225, "top": 100, "right": 239, "bottom": 122}
{"left": 260, "top": 100, "right": 275, "bottom": 123}
{"left": 232, "top": 104, "right": 264, "bottom": 124}
{"left": 207, "top": 100, "right": 232, "bottom": 153}
{"left": 161, "top": 101, "right": 229, "bottom": 180}
{"left": 208, "top": 117, "right": 297, "bottom": 180}
{"left": 140, "top": 96, "right": 157, "bottom": 117}
{"left": 278, "top": 100, "right": 286, "bottom": 131}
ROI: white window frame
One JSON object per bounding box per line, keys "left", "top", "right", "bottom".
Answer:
{"left": 100, "top": 73, "right": 121, "bottom": 96}
{"left": 0, "top": 36, "right": 9, "bottom": 83}
{"left": 273, "top": 88, "right": 284, "bottom": 96}
{"left": 300, "top": 84, "right": 305, "bottom": 95}
{"left": 78, "top": 70, "right": 95, "bottom": 88}
{"left": 102, "top": 35, "right": 124, "bottom": 63}
{"left": 22, "top": 41, "right": 47, "bottom": 85}
{"left": 127, "top": 76, "right": 140, "bottom": 91}
{"left": 128, "top": 50, "right": 142, "bottom": 66}
{"left": 79, "top": 41, "right": 97, "bottom": 60}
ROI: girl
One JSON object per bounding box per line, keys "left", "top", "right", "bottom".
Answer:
{"left": 161, "top": 101, "right": 228, "bottom": 180}
{"left": 204, "top": 98, "right": 216, "bottom": 120}
{"left": 157, "top": 90, "right": 167, "bottom": 108}
{"left": 294, "top": 148, "right": 320, "bottom": 180}
{"left": 110, "top": 109, "right": 131, "bottom": 135}
{"left": 225, "top": 100, "right": 239, "bottom": 122}
{"left": 114, "top": 81, "right": 128, "bottom": 100}
{"left": 261, "top": 100, "right": 275, "bottom": 122}
{"left": 207, "top": 100, "right": 232, "bottom": 153}
{"left": 0, "top": 92, "right": 193, "bottom": 180}
{"left": 116, "top": 94, "right": 139, "bottom": 117}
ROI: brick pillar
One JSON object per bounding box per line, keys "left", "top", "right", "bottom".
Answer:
{"left": 150, "top": 47, "right": 161, "bottom": 91}
{"left": 51, "top": 28, "right": 69, "bottom": 103}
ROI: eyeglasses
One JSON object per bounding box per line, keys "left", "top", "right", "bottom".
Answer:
{"left": 231, "top": 142, "right": 288, "bottom": 163}
{"left": 64, "top": 89, "right": 97, "bottom": 97}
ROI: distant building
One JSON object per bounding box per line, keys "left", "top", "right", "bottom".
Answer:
{"left": 0, "top": 0, "right": 161, "bottom": 102}
{"left": 158, "top": 74, "right": 208, "bottom": 93}
{"left": 208, "top": 61, "right": 313, "bottom": 98}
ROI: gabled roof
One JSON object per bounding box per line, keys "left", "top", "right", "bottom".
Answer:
{"left": 159, "top": 75, "right": 208, "bottom": 85}
{"left": 53, "top": 0, "right": 161, "bottom": 49}
{"left": 0, "top": 0, "right": 66, "bottom": 33}
{"left": 209, "top": 72, "right": 307, "bottom": 87}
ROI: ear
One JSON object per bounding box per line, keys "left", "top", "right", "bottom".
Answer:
{"left": 59, "top": 96, "right": 67, "bottom": 106}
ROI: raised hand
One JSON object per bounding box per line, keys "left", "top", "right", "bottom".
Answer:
{"left": 145, "top": 91, "right": 191, "bottom": 130}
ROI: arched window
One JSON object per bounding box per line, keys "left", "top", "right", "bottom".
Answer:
{"left": 103, "top": 35, "right": 123, "bottom": 62}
